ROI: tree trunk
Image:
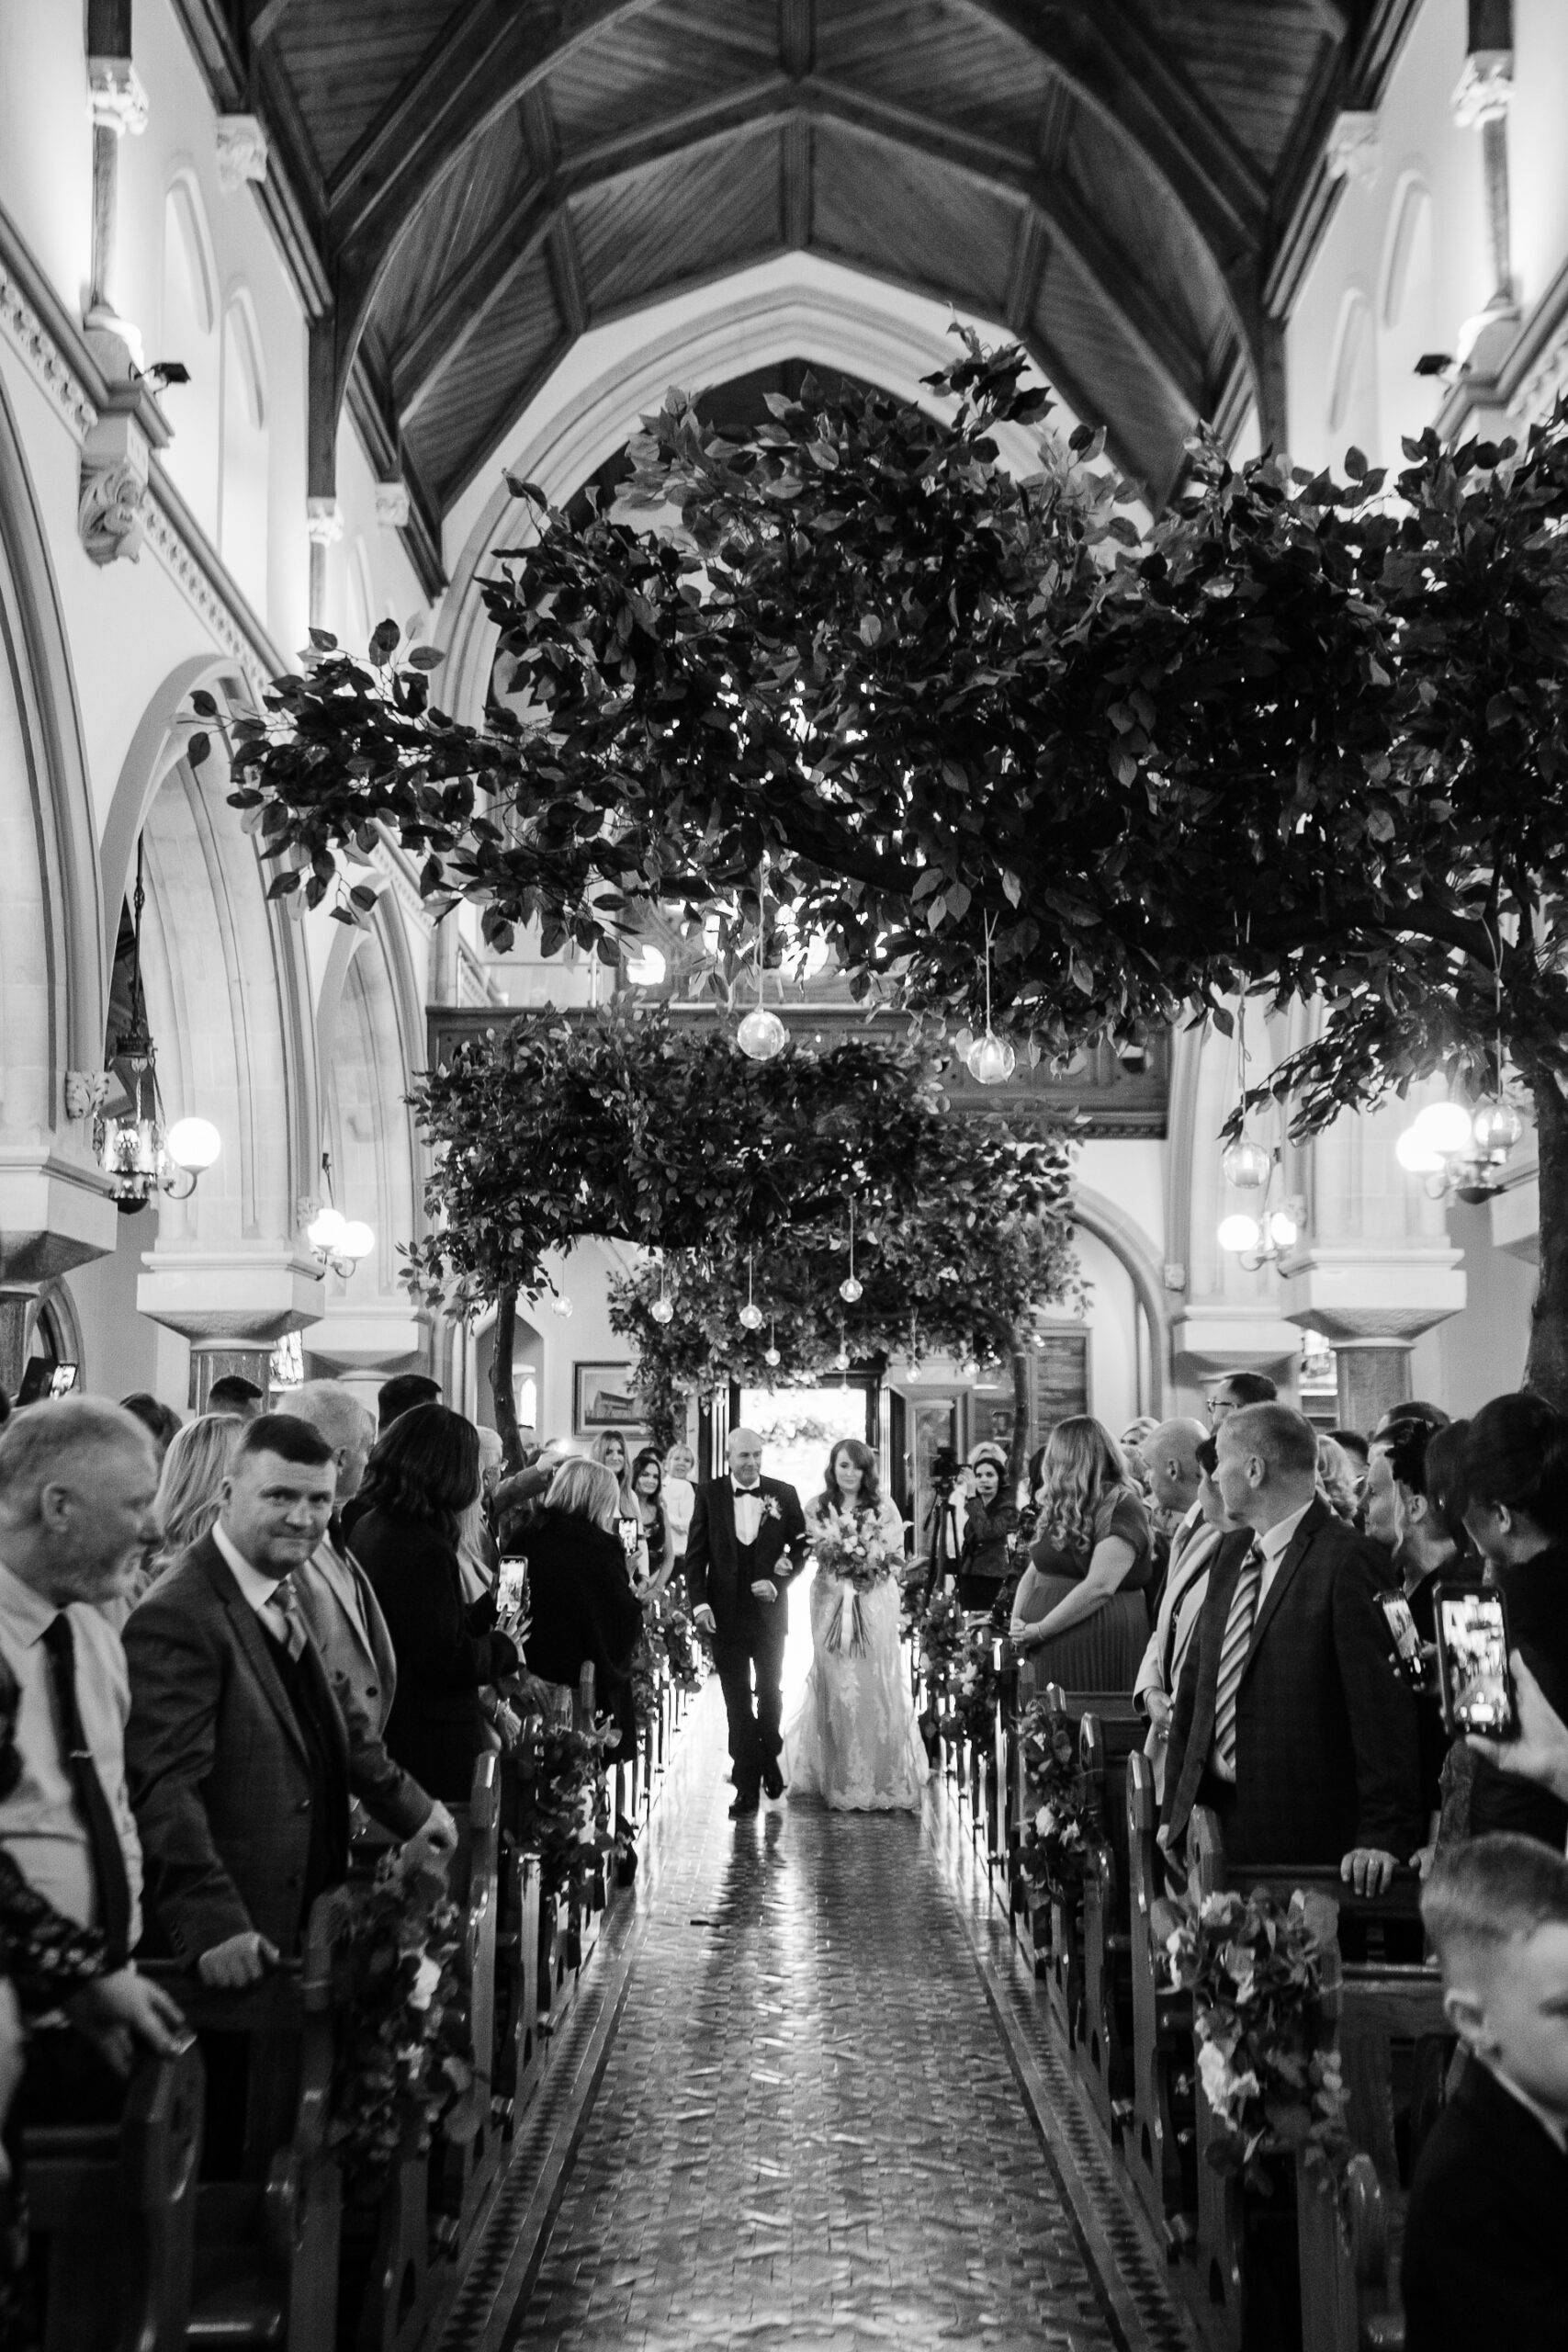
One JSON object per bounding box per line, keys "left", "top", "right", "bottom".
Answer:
{"left": 491, "top": 1288, "right": 525, "bottom": 1470}
{"left": 1526, "top": 1078, "right": 1568, "bottom": 1408}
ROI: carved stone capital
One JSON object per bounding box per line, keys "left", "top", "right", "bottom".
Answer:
{"left": 1452, "top": 49, "right": 1513, "bottom": 129}
{"left": 79, "top": 410, "right": 150, "bottom": 565}
{"left": 63, "top": 1071, "right": 111, "bottom": 1122}
{"left": 87, "top": 59, "right": 149, "bottom": 137}
{"left": 306, "top": 495, "right": 344, "bottom": 548}
{"left": 375, "top": 479, "right": 411, "bottom": 529}
{"left": 216, "top": 113, "right": 269, "bottom": 192}
{"left": 1325, "top": 109, "right": 1381, "bottom": 190}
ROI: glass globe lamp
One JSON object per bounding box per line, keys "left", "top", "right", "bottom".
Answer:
{"left": 307, "top": 1204, "right": 346, "bottom": 1255}
{"left": 838, "top": 1274, "right": 863, "bottom": 1304}
{"left": 1221, "top": 1136, "right": 1271, "bottom": 1190}
{"left": 737, "top": 1005, "right": 787, "bottom": 1061}
{"left": 763, "top": 1345, "right": 782, "bottom": 1368}
{"left": 833, "top": 1346, "right": 851, "bottom": 1373}
{"left": 1472, "top": 1101, "right": 1524, "bottom": 1157}
{"left": 649, "top": 1295, "right": 674, "bottom": 1326}
{"left": 739, "top": 1302, "right": 764, "bottom": 1331}
{"left": 1395, "top": 1126, "right": 1446, "bottom": 1175}
{"left": 1411, "top": 1100, "right": 1474, "bottom": 1157}
{"left": 338, "top": 1219, "right": 376, "bottom": 1262}
{"left": 1217, "top": 1213, "right": 1261, "bottom": 1254}
{"left": 1267, "top": 1208, "right": 1299, "bottom": 1250}
{"left": 166, "top": 1116, "right": 221, "bottom": 1173}
{"left": 965, "top": 1031, "right": 1015, "bottom": 1085}
{"left": 550, "top": 1295, "right": 573, "bottom": 1319}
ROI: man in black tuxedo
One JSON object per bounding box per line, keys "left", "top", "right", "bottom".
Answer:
{"left": 1163, "top": 1401, "right": 1420, "bottom": 1887}
{"left": 685, "top": 1428, "right": 807, "bottom": 1817}
{"left": 1403, "top": 1834, "right": 1568, "bottom": 2350}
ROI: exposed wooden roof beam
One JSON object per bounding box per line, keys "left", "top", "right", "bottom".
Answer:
{"left": 547, "top": 211, "right": 591, "bottom": 339}
{"left": 781, "top": 115, "right": 813, "bottom": 247}
{"left": 1003, "top": 207, "right": 1051, "bottom": 337}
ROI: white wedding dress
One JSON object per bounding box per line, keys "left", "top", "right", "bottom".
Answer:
{"left": 785, "top": 1498, "right": 930, "bottom": 1812}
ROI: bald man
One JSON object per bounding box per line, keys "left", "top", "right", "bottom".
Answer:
{"left": 1134, "top": 1419, "right": 1251, "bottom": 1800}
{"left": 685, "top": 1430, "right": 808, "bottom": 1816}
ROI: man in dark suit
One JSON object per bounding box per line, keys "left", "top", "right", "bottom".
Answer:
{"left": 124, "top": 1415, "right": 453, "bottom": 1989}
{"left": 1163, "top": 1401, "right": 1420, "bottom": 1888}
{"left": 1403, "top": 1834, "right": 1568, "bottom": 2350}
{"left": 686, "top": 1428, "right": 807, "bottom": 1817}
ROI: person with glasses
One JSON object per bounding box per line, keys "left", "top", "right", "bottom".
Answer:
{"left": 1205, "top": 1370, "right": 1279, "bottom": 1425}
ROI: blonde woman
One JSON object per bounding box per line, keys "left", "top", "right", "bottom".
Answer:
{"left": 1010, "top": 1416, "right": 1153, "bottom": 1697}
{"left": 523, "top": 1458, "right": 645, "bottom": 1749}
{"left": 591, "top": 1427, "right": 648, "bottom": 1581}
{"left": 106, "top": 1411, "right": 243, "bottom": 1627}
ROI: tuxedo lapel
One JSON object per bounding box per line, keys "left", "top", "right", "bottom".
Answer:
{"left": 1242, "top": 1498, "right": 1328, "bottom": 1675}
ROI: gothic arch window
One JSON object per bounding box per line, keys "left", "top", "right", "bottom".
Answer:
{"left": 1382, "top": 175, "right": 1433, "bottom": 329}
{"left": 1326, "top": 288, "right": 1378, "bottom": 458}
{"left": 219, "top": 291, "right": 270, "bottom": 615}
{"left": 1379, "top": 173, "right": 1440, "bottom": 455}
{"left": 160, "top": 176, "right": 220, "bottom": 537}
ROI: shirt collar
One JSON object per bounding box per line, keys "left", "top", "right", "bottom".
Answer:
{"left": 1486, "top": 2060, "right": 1568, "bottom": 2155}
{"left": 1258, "top": 1498, "right": 1315, "bottom": 1566}
{"left": 211, "top": 1521, "right": 286, "bottom": 1615}
{"left": 0, "top": 1556, "right": 62, "bottom": 1647}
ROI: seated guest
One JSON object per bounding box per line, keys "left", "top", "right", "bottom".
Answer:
{"left": 663, "top": 1443, "right": 697, "bottom": 1564}
{"left": 206, "top": 1375, "right": 264, "bottom": 1423}
{"left": 1205, "top": 1370, "right": 1277, "bottom": 1426}
{"left": 1011, "top": 1418, "right": 1152, "bottom": 1694}
{"left": 1461, "top": 1392, "right": 1568, "bottom": 1852}
{"left": 522, "top": 1461, "right": 645, "bottom": 1753}
{"left": 1164, "top": 1402, "right": 1420, "bottom": 1885}
{"left": 1403, "top": 1836, "right": 1568, "bottom": 2351}
{"left": 351, "top": 1406, "right": 520, "bottom": 1803}
{"left": 125, "top": 1415, "right": 447, "bottom": 1988}
{"left": 1134, "top": 1426, "right": 1252, "bottom": 1802}
{"left": 0, "top": 1402, "right": 188, "bottom": 2098}
{"left": 955, "top": 1444, "right": 1019, "bottom": 1611}
{"left": 118, "top": 1393, "right": 182, "bottom": 1463}
{"left": 376, "top": 1372, "right": 440, "bottom": 1437}
{"left": 630, "top": 1449, "right": 674, "bottom": 1595}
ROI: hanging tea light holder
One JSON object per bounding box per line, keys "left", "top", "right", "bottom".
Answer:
{"left": 735, "top": 860, "right": 787, "bottom": 1061}
{"left": 964, "top": 916, "right": 1016, "bottom": 1085}
{"left": 838, "top": 1201, "right": 863, "bottom": 1303}
{"left": 738, "top": 1251, "right": 764, "bottom": 1331}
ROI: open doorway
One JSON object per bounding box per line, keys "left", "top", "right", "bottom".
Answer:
{"left": 733, "top": 1380, "right": 874, "bottom": 1509}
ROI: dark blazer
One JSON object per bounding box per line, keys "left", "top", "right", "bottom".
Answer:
{"left": 1402, "top": 2057, "right": 1568, "bottom": 2352}
{"left": 1164, "top": 1496, "right": 1421, "bottom": 1866}
{"left": 684, "top": 1476, "right": 808, "bottom": 1640}
{"left": 1468, "top": 1542, "right": 1568, "bottom": 1849}
{"left": 123, "top": 1536, "right": 431, "bottom": 1963}
{"left": 522, "top": 1507, "right": 645, "bottom": 1748}
{"left": 352, "top": 1506, "right": 520, "bottom": 1804}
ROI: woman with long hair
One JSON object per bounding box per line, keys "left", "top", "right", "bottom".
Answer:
{"left": 954, "top": 1442, "right": 1021, "bottom": 1610}
{"left": 591, "top": 1428, "right": 648, "bottom": 1580}
{"left": 351, "top": 1404, "right": 520, "bottom": 1801}
{"left": 629, "top": 1448, "right": 674, "bottom": 1595}
{"left": 785, "top": 1438, "right": 925, "bottom": 1810}
{"left": 521, "top": 1458, "right": 646, "bottom": 1751}
{"left": 1010, "top": 1416, "right": 1154, "bottom": 1696}
{"left": 1460, "top": 1392, "right": 1568, "bottom": 1852}
{"left": 102, "top": 1412, "right": 243, "bottom": 1626}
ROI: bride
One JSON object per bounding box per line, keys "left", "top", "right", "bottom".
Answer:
{"left": 785, "top": 1439, "right": 929, "bottom": 1812}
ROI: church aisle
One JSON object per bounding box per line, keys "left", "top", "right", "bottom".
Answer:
{"left": 466, "top": 1689, "right": 1190, "bottom": 2352}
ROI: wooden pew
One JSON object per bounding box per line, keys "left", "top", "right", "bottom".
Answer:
{"left": 1077, "top": 1707, "right": 1146, "bottom": 2143}
{"left": 20, "top": 2034, "right": 206, "bottom": 2352}
{"left": 1022, "top": 1689, "right": 1141, "bottom": 2055}
{"left": 1123, "top": 1748, "right": 1196, "bottom": 2249}
{"left": 429, "top": 1752, "right": 503, "bottom": 2260}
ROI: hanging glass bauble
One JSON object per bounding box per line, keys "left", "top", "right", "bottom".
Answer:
{"left": 965, "top": 1030, "right": 1015, "bottom": 1085}
{"left": 1472, "top": 1100, "right": 1524, "bottom": 1157}
{"left": 550, "top": 1294, "right": 573, "bottom": 1318}
{"left": 737, "top": 1006, "right": 787, "bottom": 1060}
{"left": 763, "top": 1345, "right": 782, "bottom": 1368}
{"left": 959, "top": 1354, "right": 979, "bottom": 1379}
{"left": 739, "top": 1302, "right": 764, "bottom": 1331}
{"left": 838, "top": 1274, "right": 863, "bottom": 1303}
{"left": 1221, "top": 1136, "right": 1272, "bottom": 1190}
{"left": 834, "top": 1346, "right": 851, "bottom": 1373}
{"left": 649, "top": 1295, "right": 674, "bottom": 1325}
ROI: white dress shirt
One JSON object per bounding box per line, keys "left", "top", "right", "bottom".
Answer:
{"left": 732, "top": 1482, "right": 763, "bottom": 1547}
{"left": 211, "top": 1521, "right": 298, "bottom": 1650}
{"left": 1255, "top": 1498, "right": 1314, "bottom": 1603}
{"left": 663, "top": 1476, "right": 695, "bottom": 1555}
{"left": 0, "top": 1557, "right": 143, "bottom": 1943}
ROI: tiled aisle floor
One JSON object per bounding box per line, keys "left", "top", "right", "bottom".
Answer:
{"left": 480, "top": 1688, "right": 1192, "bottom": 2352}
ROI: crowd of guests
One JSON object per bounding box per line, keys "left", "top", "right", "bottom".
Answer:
{"left": 940, "top": 1370, "right": 1568, "bottom": 2348}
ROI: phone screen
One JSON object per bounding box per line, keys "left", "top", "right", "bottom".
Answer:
{"left": 1435, "top": 1586, "right": 1518, "bottom": 1738}
{"left": 617, "top": 1516, "right": 640, "bottom": 1556}
{"left": 48, "top": 1363, "right": 78, "bottom": 1398}
{"left": 497, "top": 1558, "right": 527, "bottom": 1630}
{"left": 1380, "top": 1592, "right": 1426, "bottom": 1688}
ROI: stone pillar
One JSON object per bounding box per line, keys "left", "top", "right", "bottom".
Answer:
{"left": 0, "top": 1154, "right": 122, "bottom": 1394}
{"left": 1280, "top": 1243, "right": 1466, "bottom": 1432}
{"left": 137, "top": 1250, "right": 321, "bottom": 1412}
{"left": 303, "top": 1300, "right": 433, "bottom": 1420}
{"left": 1171, "top": 1306, "right": 1303, "bottom": 1400}
{"left": 1335, "top": 1343, "right": 1415, "bottom": 1433}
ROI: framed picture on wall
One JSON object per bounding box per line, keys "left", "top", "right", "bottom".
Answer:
{"left": 573, "top": 1362, "right": 651, "bottom": 1436}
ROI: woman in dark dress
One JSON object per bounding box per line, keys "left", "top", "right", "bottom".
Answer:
{"left": 1010, "top": 1416, "right": 1153, "bottom": 1697}
{"left": 955, "top": 1444, "right": 1021, "bottom": 1611}
{"left": 1461, "top": 1392, "right": 1568, "bottom": 1852}
{"left": 521, "top": 1461, "right": 646, "bottom": 1753}
{"left": 351, "top": 1406, "right": 520, "bottom": 1804}
{"left": 629, "top": 1449, "right": 673, "bottom": 1596}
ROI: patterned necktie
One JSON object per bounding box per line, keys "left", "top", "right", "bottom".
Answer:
{"left": 268, "top": 1575, "right": 308, "bottom": 1661}
{"left": 1212, "top": 1543, "right": 1265, "bottom": 1780}
{"left": 40, "top": 1613, "right": 132, "bottom": 1965}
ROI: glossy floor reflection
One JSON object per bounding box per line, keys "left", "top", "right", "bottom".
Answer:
{"left": 499, "top": 1688, "right": 1178, "bottom": 2351}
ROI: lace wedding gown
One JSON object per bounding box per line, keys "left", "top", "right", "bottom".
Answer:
{"left": 786, "top": 1499, "right": 930, "bottom": 1812}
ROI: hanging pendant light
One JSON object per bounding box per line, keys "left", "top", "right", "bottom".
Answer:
{"left": 964, "top": 915, "right": 1015, "bottom": 1085}
{"left": 739, "top": 1251, "right": 764, "bottom": 1331}
{"left": 763, "top": 1313, "right": 781, "bottom": 1371}
{"left": 735, "top": 861, "right": 787, "bottom": 1060}
{"left": 96, "top": 841, "right": 223, "bottom": 1213}
{"left": 306, "top": 1154, "right": 377, "bottom": 1280}
{"left": 838, "top": 1200, "right": 863, "bottom": 1303}
{"left": 649, "top": 1254, "right": 674, "bottom": 1324}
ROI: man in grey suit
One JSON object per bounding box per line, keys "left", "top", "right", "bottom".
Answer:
{"left": 124, "top": 1416, "right": 453, "bottom": 1991}
{"left": 286, "top": 1381, "right": 400, "bottom": 1741}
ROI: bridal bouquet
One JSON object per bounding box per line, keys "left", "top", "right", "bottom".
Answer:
{"left": 812, "top": 1504, "right": 898, "bottom": 1656}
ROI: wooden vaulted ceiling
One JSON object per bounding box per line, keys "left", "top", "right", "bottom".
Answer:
{"left": 175, "top": 0, "right": 1420, "bottom": 594}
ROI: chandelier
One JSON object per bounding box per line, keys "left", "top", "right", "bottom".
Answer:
{"left": 305, "top": 1153, "right": 375, "bottom": 1279}
{"left": 96, "top": 842, "right": 220, "bottom": 1213}
{"left": 1217, "top": 1144, "right": 1305, "bottom": 1273}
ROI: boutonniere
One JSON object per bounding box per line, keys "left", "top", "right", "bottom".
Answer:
{"left": 760, "top": 1496, "right": 783, "bottom": 1524}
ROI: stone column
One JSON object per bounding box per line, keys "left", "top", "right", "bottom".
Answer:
{"left": 1280, "top": 1243, "right": 1466, "bottom": 1432}
{"left": 137, "top": 1250, "right": 321, "bottom": 1411}
{"left": 303, "top": 1299, "right": 433, "bottom": 1419}
{"left": 0, "top": 1154, "right": 122, "bottom": 1394}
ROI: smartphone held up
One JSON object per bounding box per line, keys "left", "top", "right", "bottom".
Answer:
{"left": 1433, "top": 1584, "right": 1519, "bottom": 1740}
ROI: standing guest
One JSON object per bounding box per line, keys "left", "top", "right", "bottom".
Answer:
{"left": 124, "top": 1416, "right": 451, "bottom": 1988}
{"left": 376, "top": 1373, "right": 441, "bottom": 1436}
{"left": 1402, "top": 1836, "right": 1568, "bottom": 2351}
{"left": 112, "top": 1413, "right": 246, "bottom": 1623}
{"left": 954, "top": 1443, "right": 1019, "bottom": 1611}
{"left": 457, "top": 1426, "right": 505, "bottom": 1602}
{"left": 350, "top": 1406, "right": 520, "bottom": 1804}
{"left": 1317, "top": 1434, "right": 1361, "bottom": 1521}
{"left": 521, "top": 1462, "right": 646, "bottom": 1753}
{"left": 206, "top": 1375, "right": 264, "bottom": 1423}
{"left": 1327, "top": 1427, "right": 1371, "bottom": 1482}
{"left": 1206, "top": 1370, "right": 1278, "bottom": 1425}
{"left": 1010, "top": 1419, "right": 1153, "bottom": 1695}
{"left": 0, "top": 1402, "right": 188, "bottom": 2091}
{"left": 1365, "top": 1417, "right": 1475, "bottom": 1826}
{"left": 1119, "top": 1417, "right": 1160, "bottom": 1495}
{"left": 283, "top": 1383, "right": 405, "bottom": 1748}
{"left": 1134, "top": 1425, "right": 1252, "bottom": 1801}
{"left": 1372, "top": 1398, "right": 1450, "bottom": 1443}
{"left": 663, "top": 1443, "right": 697, "bottom": 1564}
{"left": 1163, "top": 1403, "right": 1420, "bottom": 1883}
{"left": 591, "top": 1430, "right": 637, "bottom": 1514}
{"left": 1145, "top": 1419, "right": 1209, "bottom": 1576}
{"left": 629, "top": 1450, "right": 674, "bottom": 1595}
{"left": 1461, "top": 1391, "right": 1568, "bottom": 1853}
{"left": 687, "top": 1429, "right": 809, "bottom": 1817}
{"left": 118, "top": 1394, "right": 182, "bottom": 1464}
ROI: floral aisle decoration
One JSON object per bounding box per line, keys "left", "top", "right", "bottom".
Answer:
{"left": 918, "top": 1585, "right": 965, "bottom": 1678}
{"left": 327, "top": 1853, "right": 470, "bottom": 2194}
{"left": 658, "top": 1600, "right": 705, "bottom": 1691}
{"left": 941, "top": 1618, "right": 998, "bottom": 1746}
{"left": 525, "top": 1722, "right": 621, "bottom": 1918}
{"left": 810, "top": 1501, "right": 900, "bottom": 1655}
{"left": 1013, "top": 1702, "right": 1091, "bottom": 1907}
{"left": 1156, "top": 1885, "right": 1350, "bottom": 2195}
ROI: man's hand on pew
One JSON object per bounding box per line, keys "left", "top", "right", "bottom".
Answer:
{"left": 1469, "top": 1649, "right": 1568, "bottom": 1801}
{"left": 197, "top": 1930, "right": 281, "bottom": 1990}
{"left": 64, "top": 1967, "right": 190, "bottom": 2074}
{"left": 401, "top": 1800, "right": 459, "bottom": 1871}
{"left": 1340, "top": 1847, "right": 1401, "bottom": 1896}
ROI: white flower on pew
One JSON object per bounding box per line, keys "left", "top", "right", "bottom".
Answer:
{"left": 1197, "top": 2039, "right": 1261, "bottom": 2123}
{"left": 407, "top": 1954, "right": 444, "bottom": 2014}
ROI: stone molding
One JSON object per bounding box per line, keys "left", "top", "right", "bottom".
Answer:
{"left": 215, "top": 113, "right": 269, "bottom": 193}
{"left": 79, "top": 409, "right": 151, "bottom": 565}
{"left": 375, "top": 479, "right": 411, "bottom": 529}
{"left": 1451, "top": 48, "right": 1513, "bottom": 130}
{"left": 86, "top": 59, "right": 149, "bottom": 138}
{"left": 1325, "top": 110, "right": 1381, "bottom": 190}
{"left": 0, "top": 260, "right": 98, "bottom": 437}
{"left": 306, "top": 494, "right": 344, "bottom": 546}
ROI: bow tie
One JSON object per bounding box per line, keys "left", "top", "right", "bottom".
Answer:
{"left": 735, "top": 1484, "right": 760, "bottom": 1495}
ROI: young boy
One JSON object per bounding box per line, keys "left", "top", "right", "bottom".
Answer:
{"left": 1404, "top": 1835, "right": 1568, "bottom": 2349}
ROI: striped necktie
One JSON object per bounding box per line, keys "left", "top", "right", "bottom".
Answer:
{"left": 1212, "top": 1543, "right": 1265, "bottom": 1781}
{"left": 267, "top": 1575, "right": 308, "bottom": 1661}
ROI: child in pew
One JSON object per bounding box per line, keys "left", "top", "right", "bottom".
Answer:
{"left": 1402, "top": 1834, "right": 1568, "bottom": 2352}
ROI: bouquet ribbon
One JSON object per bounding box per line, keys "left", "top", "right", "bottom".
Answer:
{"left": 824, "top": 1578, "right": 866, "bottom": 1657}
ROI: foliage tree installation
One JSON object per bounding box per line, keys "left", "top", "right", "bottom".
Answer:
{"left": 405, "top": 1002, "right": 1074, "bottom": 1465}
{"left": 211, "top": 338, "right": 1568, "bottom": 1396}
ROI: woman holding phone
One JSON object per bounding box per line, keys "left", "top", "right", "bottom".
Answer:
{"left": 1460, "top": 1393, "right": 1568, "bottom": 1852}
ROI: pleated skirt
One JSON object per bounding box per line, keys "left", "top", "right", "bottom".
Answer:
{"left": 1014, "top": 1576, "right": 1148, "bottom": 1704}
